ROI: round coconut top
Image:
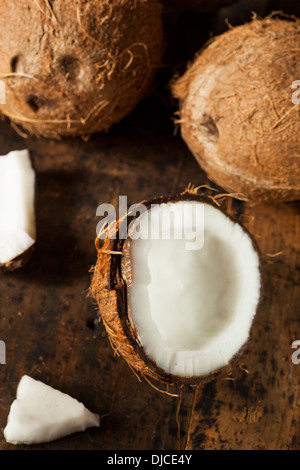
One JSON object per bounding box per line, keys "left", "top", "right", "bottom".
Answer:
{"left": 0, "top": 0, "right": 164, "bottom": 138}
{"left": 172, "top": 16, "right": 300, "bottom": 202}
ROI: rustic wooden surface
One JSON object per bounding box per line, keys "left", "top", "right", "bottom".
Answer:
{"left": 0, "top": 1, "right": 299, "bottom": 450}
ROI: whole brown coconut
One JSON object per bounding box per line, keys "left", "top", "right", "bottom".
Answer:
{"left": 161, "top": 0, "right": 238, "bottom": 13}
{"left": 90, "top": 191, "right": 262, "bottom": 388}
{"left": 172, "top": 16, "right": 300, "bottom": 202}
{"left": 0, "top": 0, "right": 164, "bottom": 138}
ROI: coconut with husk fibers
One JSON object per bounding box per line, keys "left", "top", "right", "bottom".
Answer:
{"left": 172, "top": 16, "right": 300, "bottom": 202}
{"left": 0, "top": 0, "right": 164, "bottom": 139}
{"left": 90, "top": 190, "right": 262, "bottom": 390}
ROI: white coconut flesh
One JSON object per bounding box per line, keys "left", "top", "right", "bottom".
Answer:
{"left": 4, "top": 375, "right": 100, "bottom": 445}
{"left": 126, "top": 201, "right": 261, "bottom": 378}
{"left": 0, "top": 149, "right": 36, "bottom": 265}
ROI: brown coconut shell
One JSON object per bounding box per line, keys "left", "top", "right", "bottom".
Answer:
{"left": 161, "top": 0, "right": 238, "bottom": 14}
{"left": 90, "top": 191, "right": 263, "bottom": 388}
{"left": 172, "top": 16, "right": 300, "bottom": 202}
{"left": 0, "top": 0, "right": 164, "bottom": 139}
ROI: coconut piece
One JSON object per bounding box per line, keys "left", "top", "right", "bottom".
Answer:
{"left": 0, "top": 149, "right": 36, "bottom": 272}
{"left": 172, "top": 16, "right": 300, "bottom": 202}
{"left": 0, "top": 0, "right": 164, "bottom": 139}
{"left": 161, "top": 0, "right": 238, "bottom": 13}
{"left": 90, "top": 192, "right": 262, "bottom": 387}
{"left": 4, "top": 375, "right": 100, "bottom": 445}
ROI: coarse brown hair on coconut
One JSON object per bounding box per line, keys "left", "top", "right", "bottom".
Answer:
{"left": 172, "top": 14, "right": 300, "bottom": 202}
{"left": 90, "top": 188, "right": 263, "bottom": 394}
{"left": 0, "top": 0, "right": 164, "bottom": 139}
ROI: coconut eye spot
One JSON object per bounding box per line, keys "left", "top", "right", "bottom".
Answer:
{"left": 26, "top": 94, "right": 57, "bottom": 114}
{"left": 10, "top": 55, "right": 23, "bottom": 73}
{"left": 26, "top": 95, "right": 40, "bottom": 112}
{"left": 125, "top": 201, "right": 261, "bottom": 378}
{"left": 59, "top": 55, "right": 81, "bottom": 81}
{"left": 200, "top": 114, "right": 219, "bottom": 142}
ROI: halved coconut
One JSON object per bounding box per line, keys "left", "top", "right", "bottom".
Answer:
{"left": 0, "top": 149, "right": 36, "bottom": 272}
{"left": 91, "top": 192, "right": 262, "bottom": 387}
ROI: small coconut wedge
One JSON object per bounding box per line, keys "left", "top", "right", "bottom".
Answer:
{"left": 91, "top": 192, "right": 262, "bottom": 388}
{"left": 0, "top": 149, "right": 36, "bottom": 272}
{"left": 4, "top": 375, "right": 100, "bottom": 445}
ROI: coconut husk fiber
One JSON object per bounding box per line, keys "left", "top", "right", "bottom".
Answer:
{"left": 172, "top": 15, "right": 300, "bottom": 202}
{"left": 0, "top": 0, "right": 164, "bottom": 139}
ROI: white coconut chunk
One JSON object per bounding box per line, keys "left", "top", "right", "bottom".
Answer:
{"left": 0, "top": 149, "right": 36, "bottom": 264}
{"left": 3, "top": 375, "right": 100, "bottom": 445}
{"left": 127, "top": 201, "right": 261, "bottom": 378}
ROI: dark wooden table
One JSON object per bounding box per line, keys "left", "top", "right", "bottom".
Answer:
{"left": 0, "top": 2, "right": 299, "bottom": 451}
